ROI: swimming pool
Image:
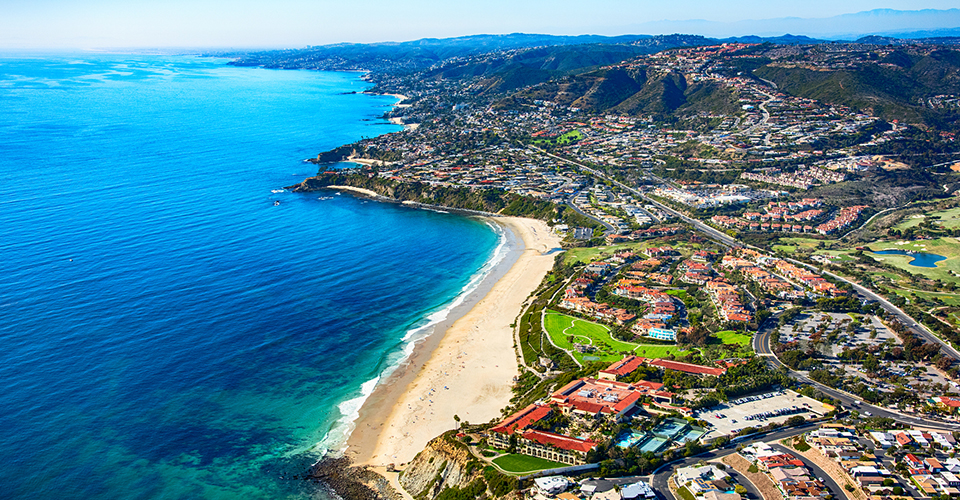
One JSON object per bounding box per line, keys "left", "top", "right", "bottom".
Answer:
{"left": 615, "top": 430, "right": 648, "bottom": 448}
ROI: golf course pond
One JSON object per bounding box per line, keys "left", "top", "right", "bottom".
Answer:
{"left": 871, "top": 249, "right": 947, "bottom": 268}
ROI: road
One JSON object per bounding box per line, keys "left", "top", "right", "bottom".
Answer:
{"left": 531, "top": 147, "right": 739, "bottom": 248}
{"left": 779, "top": 256, "right": 960, "bottom": 361}
{"left": 532, "top": 146, "right": 960, "bottom": 431}
{"left": 753, "top": 320, "right": 960, "bottom": 431}
{"left": 565, "top": 198, "right": 616, "bottom": 234}
{"left": 650, "top": 426, "right": 813, "bottom": 500}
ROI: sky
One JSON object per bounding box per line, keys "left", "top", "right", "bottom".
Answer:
{"left": 2, "top": 0, "right": 959, "bottom": 49}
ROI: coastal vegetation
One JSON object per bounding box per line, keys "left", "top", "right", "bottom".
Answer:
{"left": 291, "top": 170, "right": 602, "bottom": 228}
{"left": 225, "top": 32, "right": 960, "bottom": 500}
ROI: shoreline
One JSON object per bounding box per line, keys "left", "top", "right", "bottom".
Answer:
{"left": 344, "top": 216, "right": 562, "bottom": 467}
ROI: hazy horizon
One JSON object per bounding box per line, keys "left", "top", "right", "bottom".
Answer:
{"left": 2, "top": 2, "right": 960, "bottom": 51}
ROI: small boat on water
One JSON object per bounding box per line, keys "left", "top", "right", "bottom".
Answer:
{"left": 274, "top": 200, "right": 281, "bottom": 206}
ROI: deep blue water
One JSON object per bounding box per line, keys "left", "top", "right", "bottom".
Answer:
{"left": 0, "top": 54, "right": 501, "bottom": 499}
{"left": 870, "top": 249, "right": 946, "bottom": 268}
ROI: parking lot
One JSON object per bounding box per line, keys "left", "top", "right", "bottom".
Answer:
{"left": 696, "top": 390, "right": 828, "bottom": 439}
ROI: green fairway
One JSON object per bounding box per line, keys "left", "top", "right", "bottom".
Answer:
{"left": 890, "top": 288, "right": 960, "bottom": 307}
{"left": 715, "top": 330, "right": 752, "bottom": 346}
{"left": 895, "top": 206, "right": 960, "bottom": 231}
{"left": 543, "top": 311, "right": 687, "bottom": 363}
{"left": 562, "top": 242, "right": 648, "bottom": 266}
{"left": 562, "top": 241, "right": 699, "bottom": 266}
{"left": 772, "top": 237, "right": 837, "bottom": 254}
{"left": 532, "top": 129, "right": 584, "bottom": 147}
{"left": 492, "top": 454, "right": 567, "bottom": 473}
{"left": 864, "top": 238, "right": 960, "bottom": 284}
{"left": 633, "top": 345, "right": 689, "bottom": 358}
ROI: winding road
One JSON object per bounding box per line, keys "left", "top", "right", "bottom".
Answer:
{"left": 532, "top": 146, "right": 960, "bottom": 434}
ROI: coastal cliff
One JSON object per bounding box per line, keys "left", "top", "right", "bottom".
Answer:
{"left": 398, "top": 432, "right": 521, "bottom": 500}
{"left": 288, "top": 171, "right": 599, "bottom": 227}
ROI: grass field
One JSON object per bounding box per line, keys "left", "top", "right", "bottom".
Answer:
{"left": 563, "top": 241, "right": 700, "bottom": 266}
{"left": 863, "top": 238, "right": 960, "bottom": 283}
{"left": 715, "top": 330, "right": 752, "bottom": 346}
{"left": 891, "top": 288, "right": 960, "bottom": 307}
{"left": 895, "top": 206, "right": 960, "bottom": 231}
{"left": 772, "top": 237, "right": 837, "bottom": 254}
{"left": 543, "top": 311, "right": 687, "bottom": 363}
{"left": 492, "top": 453, "right": 566, "bottom": 473}
{"left": 532, "top": 129, "right": 583, "bottom": 147}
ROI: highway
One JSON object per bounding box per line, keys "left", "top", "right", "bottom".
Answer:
{"left": 531, "top": 147, "right": 739, "bottom": 248}
{"left": 754, "top": 319, "right": 960, "bottom": 431}
{"left": 533, "top": 145, "right": 960, "bottom": 431}
{"left": 779, "top": 256, "right": 960, "bottom": 361}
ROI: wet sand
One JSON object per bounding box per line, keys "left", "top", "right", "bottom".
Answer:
{"left": 345, "top": 217, "right": 562, "bottom": 466}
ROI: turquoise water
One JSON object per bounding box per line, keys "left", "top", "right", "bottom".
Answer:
{"left": 614, "top": 430, "right": 647, "bottom": 448}
{"left": 871, "top": 249, "right": 946, "bottom": 267}
{"left": 0, "top": 54, "right": 502, "bottom": 499}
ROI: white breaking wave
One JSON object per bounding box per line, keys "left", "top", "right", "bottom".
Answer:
{"left": 315, "top": 220, "right": 509, "bottom": 457}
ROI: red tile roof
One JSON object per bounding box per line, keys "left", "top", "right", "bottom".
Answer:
{"left": 490, "top": 404, "right": 552, "bottom": 435}
{"left": 645, "top": 358, "right": 725, "bottom": 377}
{"left": 522, "top": 430, "right": 597, "bottom": 453}
{"left": 600, "top": 356, "right": 644, "bottom": 378}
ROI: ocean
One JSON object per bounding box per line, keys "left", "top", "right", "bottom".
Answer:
{"left": 0, "top": 54, "right": 502, "bottom": 499}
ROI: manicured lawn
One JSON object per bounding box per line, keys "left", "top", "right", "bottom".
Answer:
{"left": 773, "top": 237, "right": 836, "bottom": 251}
{"left": 895, "top": 206, "right": 960, "bottom": 230}
{"left": 532, "top": 129, "right": 584, "bottom": 147}
{"left": 889, "top": 288, "right": 960, "bottom": 307}
{"left": 715, "top": 330, "right": 752, "bottom": 346}
{"left": 562, "top": 241, "right": 701, "bottom": 266}
{"left": 895, "top": 214, "right": 927, "bottom": 230}
{"left": 492, "top": 453, "right": 566, "bottom": 473}
{"left": 544, "top": 311, "right": 688, "bottom": 363}
{"left": 633, "top": 344, "right": 688, "bottom": 358}
{"left": 563, "top": 243, "right": 648, "bottom": 266}
{"left": 863, "top": 238, "right": 960, "bottom": 284}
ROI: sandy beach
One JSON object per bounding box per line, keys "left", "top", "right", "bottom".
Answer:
{"left": 345, "top": 216, "right": 562, "bottom": 466}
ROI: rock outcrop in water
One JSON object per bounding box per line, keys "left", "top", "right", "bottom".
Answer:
{"left": 306, "top": 457, "right": 406, "bottom": 500}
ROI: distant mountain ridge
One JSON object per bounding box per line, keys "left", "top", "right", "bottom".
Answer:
{"left": 618, "top": 8, "right": 960, "bottom": 40}
{"left": 223, "top": 22, "right": 960, "bottom": 75}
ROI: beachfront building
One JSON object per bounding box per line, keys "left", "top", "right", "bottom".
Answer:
{"left": 518, "top": 430, "right": 597, "bottom": 466}
{"left": 489, "top": 403, "right": 552, "bottom": 448}
{"left": 645, "top": 358, "right": 726, "bottom": 377}
{"left": 550, "top": 377, "right": 675, "bottom": 421}
{"left": 598, "top": 356, "right": 646, "bottom": 381}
